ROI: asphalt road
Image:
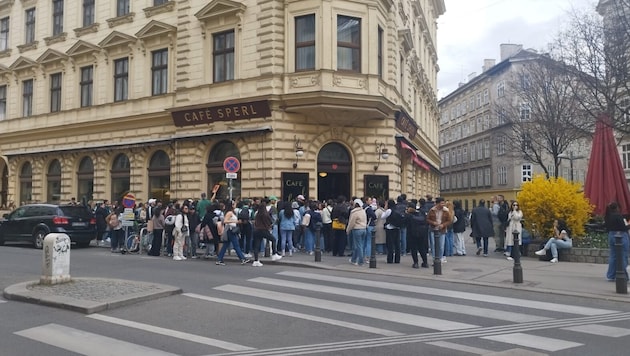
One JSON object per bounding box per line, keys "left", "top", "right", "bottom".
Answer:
{"left": 1, "top": 244, "right": 630, "bottom": 356}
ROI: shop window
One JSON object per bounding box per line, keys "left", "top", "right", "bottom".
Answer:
{"left": 47, "top": 159, "right": 62, "bottom": 203}
{"left": 148, "top": 150, "right": 171, "bottom": 202}
{"left": 207, "top": 141, "right": 240, "bottom": 201}
{"left": 19, "top": 162, "right": 33, "bottom": 204}
{"left": 77, "top": 156, "right": 94, "bottom": 203}
{"left": 111, "top": 153, "right": 130, "bottom": 203}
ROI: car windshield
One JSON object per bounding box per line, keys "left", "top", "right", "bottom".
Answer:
{"left": 59, "top": 206, "right": 93, "bottom": 218}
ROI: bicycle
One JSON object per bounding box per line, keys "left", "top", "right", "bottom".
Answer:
{"left": 123, "top": 222, "right": 149, "bottom": 254}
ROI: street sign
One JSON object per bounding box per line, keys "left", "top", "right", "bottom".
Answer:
{"left": 226, "top": 172, "right": 238, "bottom": 179}
{"left": 122, "top": 208, "right": 135, "bottom": 227}
{"left": 122, "top": 193, "right": 136, "bottom": 208}
{"left": 223, "top": 156, "right": 241, "bottom": 173}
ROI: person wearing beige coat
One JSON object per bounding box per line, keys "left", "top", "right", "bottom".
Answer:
{"left": 346, "top": 199, "right": 368, "bottom": 266}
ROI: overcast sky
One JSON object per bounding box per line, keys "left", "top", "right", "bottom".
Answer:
{"left": 436, "top": 0, "right": 598, "bottom": 99}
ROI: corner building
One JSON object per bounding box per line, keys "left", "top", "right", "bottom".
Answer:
{"left": 0, "top": 0, "right": 444, "bottom": 206}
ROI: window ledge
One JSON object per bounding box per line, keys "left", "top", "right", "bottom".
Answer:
{"left": 106, "top": 12, "right": 135, "bottom": 28}
{"left": 74, "top": 23, "right": 100, "bottom": 37}
{"left": 0, "top": 48, "right": 11, "bottom": 58}
{"left": 143, "top": 1, "right": 175, "bottom": 18}
{"left": 17, "top": 41, "right": 38, "bottom": 53}
{"left": 44, "top": 33, "right": 67, "bottom": 46}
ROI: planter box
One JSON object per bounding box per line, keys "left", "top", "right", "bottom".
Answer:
{"left": 525, "top": 242, "right": 609, "bottom": 264}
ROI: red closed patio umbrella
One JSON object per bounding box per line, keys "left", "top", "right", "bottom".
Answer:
{"left": 584, "top": 114, "right": 630, "bottom": 215}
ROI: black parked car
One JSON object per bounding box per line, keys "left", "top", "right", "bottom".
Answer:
{"left": 0, "top": 204, "right": 96, "bottom": 249}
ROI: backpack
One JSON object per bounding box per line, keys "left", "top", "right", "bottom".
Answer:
{"left": 307, "top": 210, "right": 322, "bottom": 231}
{"left": 165, "top": 215, "right": 176, "bottom": 226}
{"left": 498, "top": 202, "right": 509, "bottom": 223}
{"left": 238, "top": 207, "right": 251, "bottom": 222}
{"left": 387, "top": 209, "right": 407, "bottom": 228}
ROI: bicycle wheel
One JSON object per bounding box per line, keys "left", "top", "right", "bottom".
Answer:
{"left": 125, "top": 234, "right": 140, "bottom": 254}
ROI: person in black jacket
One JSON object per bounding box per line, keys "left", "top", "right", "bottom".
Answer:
{"left": 331, "top": 196, "right": 350, "bottom": 256}
{"left": 94, "top": 201, "right": 108, "bottom": 246}
{"left": 406, "top": 202, "right": 429, "bottom": 268}
{"left": 604, "top": 202, "right": 629, "bottom": 281}
{"left": 452, "top": 200, "right": 467, "bottom": 255}
{"left": 470, "top": 199, "right": 494, "bottom": 257}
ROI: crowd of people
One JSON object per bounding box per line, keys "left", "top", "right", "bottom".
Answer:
{"left": 89, "top": 193, "right": 598, "bottom": 272}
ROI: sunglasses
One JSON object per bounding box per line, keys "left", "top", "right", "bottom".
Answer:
{"left": 513, "top": 204, "right": 518, "bottom": 206}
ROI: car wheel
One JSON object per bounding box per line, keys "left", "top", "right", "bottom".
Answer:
{"left": 33, "top": 230, "right": 46, "bottom": 249}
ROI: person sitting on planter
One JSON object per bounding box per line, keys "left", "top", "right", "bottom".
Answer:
{"left": 535, "top": 219, "right": 572, "bottom": 263}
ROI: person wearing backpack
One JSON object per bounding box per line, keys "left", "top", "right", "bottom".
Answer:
{"left": 237, "top": 200, "right": 253, "bottom": 258}
{"left": 301, "top": 202, "right": 322, "bottom": 255}
{"left": 364, "top": 197, "right": 377, "bottom": 263}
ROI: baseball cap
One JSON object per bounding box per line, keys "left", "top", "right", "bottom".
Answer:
{"left": 297, "top": 195, "right": 305, "bottom": 201}
{"left": 353, "top": 198, "right": 364, "bottom": 208}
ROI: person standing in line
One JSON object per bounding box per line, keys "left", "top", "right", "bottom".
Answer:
{"left": 173, "top": 204, "right": 190, "bottom": 261}
{"left": 364, "top": 197, "right": 377, "bottom": 263}
{"left": 406, "top": 201, "right": 429, "bottom": 268}
{"left": 196, "top": 192, "right": 211, "bottom": 221}
{"left": 381, "top": 199, "right": 401, "bottom": 263}
{"left": 251, "top": 202, "right": 282, "bottom": 267}
{"left": 94, "top": 201, "right": 108, "bottom": 246}
{"left": 331, "top": 196, "right": 350, "bottom": 257}
{"left": 426, "top": 197, "right": 452, "bottom": 263}
{"left": 395, "top": 195, "right": 409, "bottom": 256}
{"left": 604, "top": 202, "right": 629, "bottom": 281}
{"left": 107, "top": 207, "right": 124, "bottom": 253}
{"left": 201, "top": 203, "right": 221, "bottom": 258}
{"left": 470, "top": 199, "right": 493, "bottom": 257}
{"left": 216, "top": 200, "right": 250, "bottom": 266}
{"left": 452, "top": 200, "right": 467, "bottom": 256}
{"left": 374, "top": 199, "right": 387, "bottom": 254}
{"left": 423, "top": 195, "right": 436, "bottom": 256}
{"left": 505, "top": 201, "right": 523, "bottom": 261}
{"left": 148, "top": 206, "right": 165, "bottom": 256}
{"left": 187, "top": 205, "right": 201, "bottom": 258}
{"left": 163, "top": 202, "right": 176, "bottom": 257}
{"left": 346, "top": 198, "right": 367, "bottom": 266}
{"left": 444, "top": 200, "right": 455, "bottom": 257}
{"left": 321, "top": 199, "right": 334, "bottom": 253}
{"left": 278, "top": 201, "right": 299, "bottom": 256}
{"left": 494, "top": 195, "right": 510, "bottom": 252}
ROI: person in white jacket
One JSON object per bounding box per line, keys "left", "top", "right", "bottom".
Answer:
{"left": 173, "top": 204, "right": 190, "bottom": 261}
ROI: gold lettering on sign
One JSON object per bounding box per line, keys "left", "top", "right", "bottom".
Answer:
{"left": 285, "top": 180, "right": 304, "bottom": 187}
{"left": 171, "top": 100, "right": 272, "bottom": 127}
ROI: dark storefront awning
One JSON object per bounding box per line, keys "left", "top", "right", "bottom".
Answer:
{"left": 3, "top": 126, "right": 273, "bottom": 157}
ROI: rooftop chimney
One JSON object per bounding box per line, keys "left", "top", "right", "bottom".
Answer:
{"left": 482, "top": 59, "right": 496, "bottom": 72}
{"left": 500, "top": 44, "right": 523, "bottom": 61}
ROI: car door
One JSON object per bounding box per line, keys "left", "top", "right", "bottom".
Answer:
{"left": 0, "top": 207, "right": 28, "bottom": 241}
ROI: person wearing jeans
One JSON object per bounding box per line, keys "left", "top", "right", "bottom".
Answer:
{"left": 535, "top": 220, "right": 572, "bottom": 263}
{"left": 427, "top": 197, "right": 453, "bottom": 263}
{"left": 346, "top": 198, "right": 367, "bottom": 266}
{"left": 604, "top": 202, "right": 629, "bottom": 281}
{"left": 216, "top": 202, "right": 250, "bottom": 266}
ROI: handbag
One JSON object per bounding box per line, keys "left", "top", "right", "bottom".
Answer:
{"left": 221, "top": 227, "right": 229, "bottom": 242}
{"left": 181, "top": 226, "right": 188, "bottom": 233}
{"left": 332, "top": 218, "right": 346, "bottom": 230}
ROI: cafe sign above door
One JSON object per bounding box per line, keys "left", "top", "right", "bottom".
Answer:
{"left": 171, "top": 100, "right": 271, "bottom": 127}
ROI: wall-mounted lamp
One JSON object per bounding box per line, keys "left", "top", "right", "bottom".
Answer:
{"left": 374, "top": 140, "right": 389, "bottom": 170}
{"left": 293, "top": 135, "right": 304, "bottom": 168}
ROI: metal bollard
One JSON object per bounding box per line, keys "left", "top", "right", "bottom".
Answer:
{"left": 314, "top": 225, "right": 322, "bottom": 262}
{"left": 433, "top": 228, "right": 441, "bottom": 275}
{"left": 369, "top": 228, "right": 377, "bottom": 268}
{"left": 512, "top": 230, "right": 523, "bottom": 284}
{"left": 615, "top": 232, "right": 628, "bottom": 294}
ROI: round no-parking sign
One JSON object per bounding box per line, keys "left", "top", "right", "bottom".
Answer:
{"left": 223, "top": 156, "right": 240, "bottom": 173}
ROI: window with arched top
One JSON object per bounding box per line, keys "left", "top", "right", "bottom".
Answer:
{"left": 47, "top": 159, "right": 62, "bottom": 203}
{"left": 207, "top": 141, "right": 240, "bottom": 201}
{"left": 317, "top": 142, "right": 352, "bottom": 202}
{"left": 19, "top": 162, "right": 33, "bottom": 204}
{"left": 111, "top": 153, "right": 130, "bottom": 204}
{"left": 148, "top": 150, "right": 171, "bottom": 202}
{"left": 77, "top": 156, "right": 94, "bottom": 204}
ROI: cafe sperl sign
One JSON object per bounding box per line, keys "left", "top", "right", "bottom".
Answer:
{"left": 171, "top": 100, "right": 271, "bottom": 127}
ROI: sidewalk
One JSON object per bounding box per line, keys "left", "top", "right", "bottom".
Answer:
{"left": 3, "top": 235, "right": 628, "bottom": 314}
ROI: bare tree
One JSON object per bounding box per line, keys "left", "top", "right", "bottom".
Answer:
{"left": 551, "top": 3, "right": 630, "bottom": 136}
{"left": 495, "top": 55, "right": 592, "bottom": 178}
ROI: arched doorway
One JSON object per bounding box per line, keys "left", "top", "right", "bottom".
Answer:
{"left": 207, "top": 141, "right": 240, "bottom": 201}
{"left": 19, "top": 162, "right": 32, "bottom": 204}
{"left": 111, "top": 153, "right": 130, "bottom": 204}
{"left": 47, "top": 159, "right": 62, "bottom": 203}
{"left": 148, "top": 150, "right": 171, "bottom": 202}
{"left": 317, "top": 142, "right": 351, "bottom": 202}
{"left": 77, "top": 157, "right": 94, "bottom": 204}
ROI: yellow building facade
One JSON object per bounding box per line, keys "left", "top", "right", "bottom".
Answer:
{"left": 0, "top": 0, "right": 444, "bottom": 207}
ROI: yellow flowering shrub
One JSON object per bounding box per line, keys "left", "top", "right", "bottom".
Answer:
{"left": 517, "top": 174, "right": 593, "bottom": 238}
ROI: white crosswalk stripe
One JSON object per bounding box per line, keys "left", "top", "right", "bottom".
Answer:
{"left": 214, "top": 284, "right": 479, "bottom": 331}
{"left": 562, "top": 324, "right": 630, "bottom": 337}
{"left": 277, "top": 271, "right": 618, "bottom": 316}
{"left": 248, "top": 277, "right": 551, "bottom": 323}
{"left": 481, "top": 332, "right": 583, "bottom": 352}
{"left": 15, "top": 323, "right": 179, "bottom": 356}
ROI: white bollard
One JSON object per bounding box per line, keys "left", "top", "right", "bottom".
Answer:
{"left": 40, "top": 233, "right": 71, "bottom": 285}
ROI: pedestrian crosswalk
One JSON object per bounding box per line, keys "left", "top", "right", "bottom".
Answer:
{"left": 8, "top": 271, "right": 630, "bottom": 355}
